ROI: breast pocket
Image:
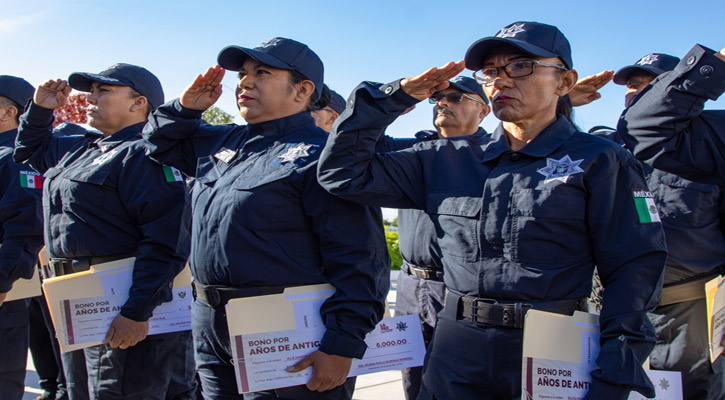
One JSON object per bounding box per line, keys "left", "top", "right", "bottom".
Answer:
{"left": 510, "top": 188, "right": 589, "bottom": 264}
{"left": 426, "top": 194, "right": 481, "bottom": 262}
{"left": 55, "top": 166, "right": 112, "bottom": 213}
{"left": 652, "top": 172, "right": 720, "bottom": 228}
{"left": 229, "top": 166, "right": 299, "bottom": 230}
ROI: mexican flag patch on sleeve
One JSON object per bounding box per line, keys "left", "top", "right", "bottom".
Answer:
{"left": 19, "top": 170, "right": 42, "bottom": 189}
{"left": 632, "top": 189, "right": 661, "bottom": 223}
{"left": 163, "top": 166, "right": 184, "bottom": 183}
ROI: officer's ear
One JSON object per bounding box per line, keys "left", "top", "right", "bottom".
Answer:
{"left": 555, "top": 69, "right": 578, "bottom": 97}
{"left": 293, "top": 80, "right": 316, "bottom": 104}
{"left": 479, "top": 102, "right": 491, "bottom": 121}
{"left": 129, "top": 95, "right": 150, "bottom": 115}
{"left": 0, "top": 103, "right": 18, "bottom": 124}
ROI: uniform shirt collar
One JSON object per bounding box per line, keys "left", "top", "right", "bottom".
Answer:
{"left": 246, "top": 112, "right": 316, "bottom": 138}
{"left": 92, "top": 122, "right": 145, "bottom": 151}
{"left": 482, "top": 115, "right": 576, "bottom": 162}
{"left": 0, "top": 128, "right": 17, "bottom": 147}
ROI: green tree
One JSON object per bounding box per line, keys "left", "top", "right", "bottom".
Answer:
{"left": 202, "top": 106, "right": 235, "bottom": 125}
{"left": 384, "top": 225, "right": 402, "bottom": 270}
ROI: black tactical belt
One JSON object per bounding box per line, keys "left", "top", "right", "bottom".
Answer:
{"left": 49, "top": 253, "right": 137, "bottom": 278}
{"left": 192, "top": 281, "right": 288, "bottom": 308}
{"left": 453, "top": 291, "right": 583, "bottom": 329}
{"left": 402, "top": 262, "right": 443, "bottom": 281}
{"left": 659, "top": 271, "right": 722, "bottom": 306}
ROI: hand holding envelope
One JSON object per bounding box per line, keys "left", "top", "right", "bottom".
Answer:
{"left": 286, "top": 351, "right": 352, "bottom": 392}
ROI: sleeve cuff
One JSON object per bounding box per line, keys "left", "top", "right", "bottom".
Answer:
{"left": 172, "top": 98, "right": 206, "bottom": 119}
{"left": 673, "top": 44, "right": 725, "bottom": 100}
{"left": 25, "top": 102, "right": 55, "bottom": 126}
{"left": 318, "top": 329, "right": 368, "bottom": 359}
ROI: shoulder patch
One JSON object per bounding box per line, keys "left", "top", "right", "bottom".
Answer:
{"left": 632, "top": 189, "right": 661, "bottom": 223}
{"left": 19, "top": 170, "right": 43, "bottom": 189}
{"left": 163, "top": 166, "right": 184, "bottom": 182}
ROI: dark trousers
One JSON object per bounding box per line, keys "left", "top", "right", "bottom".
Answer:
{"left": 417, "top": 301, "right": 524, "bottom": 400}
{"left": 62, "top": 349, "right": 89, "bottom": 400}
{"left": 29, "top": 294, "right": 66, "bottom": 397}
{"left": 166, "top": 329, "right": 199, "bottom": 400}
{"left": 0, "top": 299, "right": 30, "bottom": 400}
{"left": 83, "top": 331, "right": 180, "bottom": 399}
{"left": 649, "top": 298, "right": 725, "bottom": 400}
{"left": 394, "top": 270, "right": 445, "bottom": 400}
{"left": 192, "top": 299, "right": 356, "bottom": 400}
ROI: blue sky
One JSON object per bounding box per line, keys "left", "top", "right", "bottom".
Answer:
{"left": 3, "top": 0, "right": 724, "bottom": 138}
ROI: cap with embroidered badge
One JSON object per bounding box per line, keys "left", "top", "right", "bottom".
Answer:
{"left": 217, "top": 37, "right": 324, "bottom": 100}
{"left": 68, "top": 63, "right": 165, "bottom": 110}
{"left": 465, "top": 21, "right": 573, "bottom": 71}
{"left": 0, "top": 75, "right": 35, "bottom": 107}
{"left": 613, "top": 53, "right": 680, "bottom": 85}
{"left": 447, "top": 76, "right": 489, "bottom": 104}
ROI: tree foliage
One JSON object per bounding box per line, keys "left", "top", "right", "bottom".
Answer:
{"left": 384, "top": 224, "right": 402, "bottom": 270}
{"left": 202, "top": 106, "right": 235, "bottom": 125}
{"left": 53, "top": 93, "right": 88, "bottom": 127}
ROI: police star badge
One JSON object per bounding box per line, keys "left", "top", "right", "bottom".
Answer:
{"left": 536, "top": 155, "right": 584, "bottom": 183}
{"left": 637, "top": 54, "right": 658, "bottom": 66}
{"left": 257, "top": 38, "right": 282, "bottom": 49}
{"left": 277, "top": 143, "right": 317, "bottom": 164}
{"left": 496, "top": 23, "right": 526, "bottom": 39}
{"left": 91, "top": 149, "right": 119, "bottom": 166}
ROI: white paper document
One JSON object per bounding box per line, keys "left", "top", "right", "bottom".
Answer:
{"left": 706, "top": 276, "right": 725, "bottom": 361}
{"left": 522, "top": 310, "right": 682, "bottom": 400}
{"left": 59, "top": 286, "right": 192, "bottom": 346}
{"left": 230, "top": 313, "right": 424, "bottom": 394}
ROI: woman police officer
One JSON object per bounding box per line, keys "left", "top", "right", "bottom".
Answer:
{"left": 143, "top": 37, "right": 389, "bottom": 399}
{"left": 317, "top": 22, "right": 667, "bottom": 399}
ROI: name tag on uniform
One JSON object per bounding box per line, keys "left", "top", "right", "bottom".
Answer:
{"left": 215, "top": 147, "right": 237, "bottom": 164}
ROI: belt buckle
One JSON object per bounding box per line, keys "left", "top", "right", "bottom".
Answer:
{"left": 470, "top": 297, "right": 497, "bottom": 323}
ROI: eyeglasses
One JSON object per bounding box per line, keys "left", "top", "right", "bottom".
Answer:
{"left": 473, "top": 60, "right": 568, "bottom": 85}
{"left": 428, "top": 92, "right": 487, "bottom": 106}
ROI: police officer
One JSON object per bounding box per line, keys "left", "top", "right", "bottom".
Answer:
{"left": 143, "top": 37, "right": 389, "bottom": 400}
{"left": 14, "top": 63, "right": 191, "bottom": 400}
{"left": 372, "top": 76, "right": 490, "bottom": 399}
{"left": 576, "top": 53, "right": 725, "bottom": 400}
{"left": 311, "top": 86, "right": 345, "bottom": 132}
{"left": 317, "top": 21, "right": 667, "bottom": 399}
{"left": 0, "top": 75, "right": 45, "bottom": 400}
{"left": 618, "top": 45, "right": 725, "bottom": 185}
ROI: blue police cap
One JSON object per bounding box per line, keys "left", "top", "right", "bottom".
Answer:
{"left": 447, "top": 76, "right": 489, "bottom": 104}
{"left": 613, "top": 53, "right": 680, "bottom": 85}
{"left": 0, "top": 75, "right": 35, "bottom": 107}
{"left": 465, "top": 21, "right": 573, "bottom": 71}
{"left": 217, "top": 37, "right": 324, "bottom": 100}
{"left": 68, "top": 63, "right": 165, "bottom": 110}
{"left": 327, "top": 89, "right": 346, "bottom": 114}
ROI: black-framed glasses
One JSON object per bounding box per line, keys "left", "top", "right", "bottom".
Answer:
{"left": 428, "top": 92, "right": 486, "bottom": 105}
{"left": 473, "top": 60, "right": 568, "bottom": 85}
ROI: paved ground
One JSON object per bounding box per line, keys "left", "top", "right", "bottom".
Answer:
{"left": 23, "top": 272, "right": 406, "bottom": 400}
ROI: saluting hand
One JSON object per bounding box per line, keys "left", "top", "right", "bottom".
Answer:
{"left": 569, "top": 70, "right": 614, "bottom": 107}
{"left": 286, "top": 350, "right": 352, "bottom": 392}
{"left": 104, "top": 314, "right": 149, "bottom": 349}
{"left": 34, "top": 79, "right": 72, "bottom": 110}
{"left": 400, "top": 61, "right": 466, "bottom": 101}
{"left": 0, "top": 292, "right": 7, "bottom": 308}
{"left": 180, "top": 65, "right": 225, "bottom": 111}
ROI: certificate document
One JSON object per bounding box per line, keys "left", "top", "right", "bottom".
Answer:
{"left": 226, "top": 285, "right": 425, "bottom": 394}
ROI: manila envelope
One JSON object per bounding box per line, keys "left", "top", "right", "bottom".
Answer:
{"left": 5, "top": 247, "right": 49, "bottom": 302}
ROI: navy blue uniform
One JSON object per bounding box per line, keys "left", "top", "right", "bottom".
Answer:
{"left": 15, "top": 102, "right": 191, "bottom": 399}
{"left": 618, "top": 44, "right": 725, "bottom": 186}
{"left": 317, "top": 81, "right": 668, "bottom": 400}
{"left": 378, "top": 128, "right": 489, "bottom": 400}
{"left": 143, "top": 99, "right": 389, "bottom": 400}
{"left": 595, "top": 128, "right": 725, "bottom": 399}
{"left": 0, "top": 127, "right": 44, "bottom": 400}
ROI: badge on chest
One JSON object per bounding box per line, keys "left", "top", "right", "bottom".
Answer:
{"left": 214, "top": 148, "right": 238, "bottom": 164}
{"left": 91, "top": 149, "right": 119, "bottom": 166}
{"left": 536, "top": 155, "right": 584, "bottom": 183}
{"left": 275, "top": 143, "right": 318, "bottom": 165}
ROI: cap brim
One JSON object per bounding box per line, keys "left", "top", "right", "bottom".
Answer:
{"left": 67, "top": 72, "right": 129, "bottom": 92}
{"left": 613, "top": 65, "right": 660, "bottom": 85}
{"left": 465, "top": 37, "right": 559, "bottom": 71}
{"left": 447, "top": 81, "right": 488, "bottom": 105}
{"left": 217, "top": 46, "right": 293, "bottom": 71}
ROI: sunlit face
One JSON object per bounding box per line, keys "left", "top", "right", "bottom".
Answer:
{"left": 311, "top": 106, "right": 339, "bottom": 132}
{"left": 624, "top": 72, "right": 655, "bottom": 108}
{"left": 236, "top": 59, "right": 301, "bottom": 124}
{"left": 431, "top": 88, "right": 488, "bottom": 137}
{"left": 481, "top": 50, "right": 566, "bottom": 125}
{"left": 86, "top": 83, "right": 140, "bottom": 135}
